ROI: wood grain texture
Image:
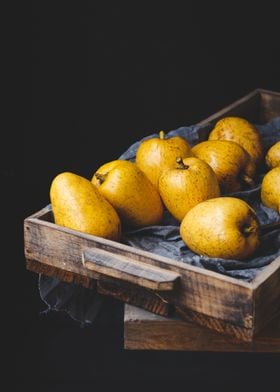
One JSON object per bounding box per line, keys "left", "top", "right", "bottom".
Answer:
{"left": 98, "top": 280, "right": 174, "bottom": 317}
{"left": 253, "top": 256, "right": 280, "bottom": 334}
{"left": 26, "top": 258, "right": 95, "bottom": 289}
{"left": 26, "top": 257, "right": 174, "bottom": 317}
{"left": 24, "top": 215, "right": 255, "bottom": 335}
{"left": 83, "top": 247, "right": 180, "bottom": 291}
{"left": 124, "top": 305, "right": 280, "bottom": 352}
{"left": 24, "top": 186, "right": 280, "bottom": 340}
{"left": 259, "top": 89, "right": 280, "bottom": 123}
{"left": 175, "top": 305, "right": 254, "bottom": 342}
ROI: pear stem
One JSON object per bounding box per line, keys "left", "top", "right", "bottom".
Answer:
{"left": 94, "top": 172, "right": 107, "bottom": 184}
{"left": 176, "top": 157, "right": 189, "bottom": 170}
{"left": 159, "top": 130, "right": 166, "bottom": 140}
{"left": 242, "top": 225, "right": 256, "bottom": 236}
{"left": 241, "top": 174, "right": 255, "bottom": 188}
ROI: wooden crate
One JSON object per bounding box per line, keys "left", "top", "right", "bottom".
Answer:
{"left": 24, "top": 88, "right": 280, "bottom": 342}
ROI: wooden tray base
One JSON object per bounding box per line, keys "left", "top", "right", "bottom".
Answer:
{"left": 124, "top": 304, "right": 280, "bottom": 352}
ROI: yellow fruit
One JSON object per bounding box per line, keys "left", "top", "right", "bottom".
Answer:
{"left": 135, "top": 130, "right": 193, "bottom": 188}
{"left": 180, "top": 197, "right": 260, "bottom": 260}
{"left": 208, "top": 116, "right": 263, "bottom": 166}
{"left": 158, "top": 157, "right": 220, "bottom": 221}
{"left": 265, "top": 141, "right": 280, "bottom": 169}
{"left": 261, "top": 166, "right": 280, "bottom": 212}
{"left": 50, "top": 172, "right": 121, "bottom": 241}
{"left": 192, "top": 140, "right": 256, "bottom": 193}
{"left": 92, "top": 160, "right": 163, "bottom": 228}
{"left": 91, "top": 160, "right": 128, "bottom": 187}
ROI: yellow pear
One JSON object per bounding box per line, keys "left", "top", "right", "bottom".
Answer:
{"left": 180, "top": 197, "right": 260, "bottom": 260}
{"left": 261, "top": 166, "right": 280, "bottom": 212}
{"left": 208, "top": 116, "right": 263, "bottom": 166}
{"left": 50, "top": 172, "right": 121, "bottom": 241}
{"left": 265, "top": 141, "right": 280, "bottom": 169}
{"left": 158, "top": 157, "right": 220, "bottom": 221}
{"left": 192, "top": 140, "right": 256, "bottom": 193}
{"left": 92, "top": 160, "right": 163, "bottom": 228}
{"left": 135, "top": 130, "right": 193, "bottom": 188}
{"left": 91, "top": 159, "right": 128, "bottom": 187}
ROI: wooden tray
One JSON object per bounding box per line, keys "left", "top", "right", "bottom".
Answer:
{"left": 24, "top": 88, "right": 280, "bottom": 342}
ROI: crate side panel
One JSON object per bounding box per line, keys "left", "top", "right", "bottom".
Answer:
{"left": 199, "top": 90, "right": 260, "bottom": 125}
{"left": 24, "top": 220, "right": 101, "bottom": 281}
{"left": 254, "top": 264, "right": 280, "bottom": 334}
{"left": 124, "top": 305, "right": 280, "bottom": 351}
{"left": 259, "top": 90, "right": 280, "bottom": 123}
{"left": 24, "top": 219, "right": 254, "bottom": 329}
{"left": 166, "top": 269, "right": 254, "bottom": 329}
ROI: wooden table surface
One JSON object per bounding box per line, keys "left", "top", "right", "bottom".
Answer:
{"left": 124, "top": 304, "right": 280, "bottom": 351}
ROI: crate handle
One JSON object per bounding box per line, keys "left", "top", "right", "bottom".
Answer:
{"left": 82, "top": 248, "right": 180, "bottom": 291}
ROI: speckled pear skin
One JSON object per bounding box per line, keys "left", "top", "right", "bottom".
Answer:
{"left": 159, "top": 157, "right": 220, "bottom": 222}
{"left": 180, "top": 197, "right": 260, "bottom": 260}
{"left": 208, "top": 116, "right": 263, "bottom": 166}
{"left": 91, "top": 160, "right": 129, "bottom": 187}
{"left": 265, "top": 141, "right": 280, "bottom": 169}
{"left": 191, "top": 140, "right": 256, "bottom": 193}
{"left": 50, "top": 172, "right": 121, "bottom": 241}
{"left": 92, "top": 160, "right": 164, "bottom": 229}
{"left": 135, "top": 130, "right": 193, "bottom": 188}
{"left": 261, "top": 166, "right": 280, "bottom": 212}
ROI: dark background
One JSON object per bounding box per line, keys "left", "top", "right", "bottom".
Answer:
{"left": 4, "top": 1, "right": 280, "bottom": 391}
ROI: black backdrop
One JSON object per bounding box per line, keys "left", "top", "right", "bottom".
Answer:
{"left": 4, "top": 1, "right": 280, "bottom": 391}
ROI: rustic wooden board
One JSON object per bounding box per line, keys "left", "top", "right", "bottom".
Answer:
{"left": 25, "top": 212, "right": 260, "bottom": 341}
{"left": 97, "top": 280, "right": 174, "bottom": 317}
{"left": 198, "top": 88, "right": 280, "bottom": 126}
{"left": 25, "top": 210, "right": 280, "bottom": 342}
{"left": 26, "top": 256, "right": 174, "bottom": 317}
{"left": 83, "top": 247, "right": 180, "bottom": 291}
{"left": 124, "top": 304, "right": 280, "bottom": 352}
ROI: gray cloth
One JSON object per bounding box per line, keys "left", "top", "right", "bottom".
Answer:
{"left": 38, "top": 276, "right": 104, "bottom": 325}
{"left": 119, "top": 117, "right": 280, "bottom": 282}
{"left": 39, "top": 116, "right": 280, "bottom": 322}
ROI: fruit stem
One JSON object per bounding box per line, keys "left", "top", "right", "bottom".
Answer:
{"left": 159, "top": 130, "right": 166, "bottom": 140}
{"left": 94, "top": 172, "right": 107, "bottom": 184}
{"left": 241, "top": 174, "right": 255, "bottom": 188}
{"left": 242, "top": 225, "right": 256, "bottom": 236}
{"left": 176, "top": 157, "right": 189, "bottom": 170}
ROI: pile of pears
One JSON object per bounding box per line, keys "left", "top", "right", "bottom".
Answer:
{"left": 50, "top": 116, "right": 280, "bottom": 261}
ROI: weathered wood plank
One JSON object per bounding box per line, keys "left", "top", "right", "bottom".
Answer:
{"left": 26, "top": 258, "right": 174, "bottom": 317}
{"left": 98, "top": 280, "right": 174, "bottom": 317}
{"left": 26, "top": 258, "right": 95, "bottom": 289}
{"left": 253, "top": 256, "right": 280, "bottom": 335}
{"left": 83, "top": 248, "right": 180, "bottom": 291}
{"left": 124, "top": 305, "right": 280, "bottom": 352}
{"left": 175, "top": 305, "right": 254, "bottom": 342}
{"left": 24, "top": 217, "right": 254, "bottom": 334}
{"left": 259, "top": 89, "right": 280, "bottom": 123}
{"left": 199, "top": 88, "right": 280, "bottom": 126}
